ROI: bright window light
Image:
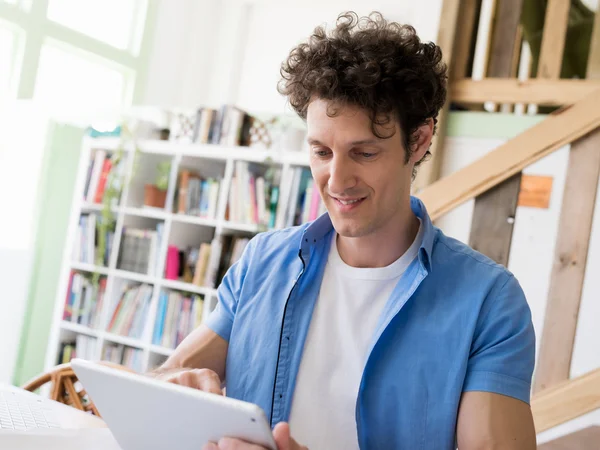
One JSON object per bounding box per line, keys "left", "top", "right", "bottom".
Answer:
{"left": 34, "top": 41, "right": 133, "bottom": 125}
{"left": 47, "top": 0, "right": 146, "bottom": 54}
{"left": 0, "top": 24, "right": 17, "bottom": 100}
{"left": 1, "top": 0, "right": 31, "bottom": 12}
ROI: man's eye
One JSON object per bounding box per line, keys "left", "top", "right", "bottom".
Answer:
{"left": 314, "top": 149, "right": 330, "bottom": 157}
{"left": 360, "top": 152, "right": 376, "bottom": 158}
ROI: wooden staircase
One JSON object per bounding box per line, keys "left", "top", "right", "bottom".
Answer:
{"left": 417, "top": 1, "right": 600, "bottom": 447}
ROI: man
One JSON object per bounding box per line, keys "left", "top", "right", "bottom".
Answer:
{"left": 152, "top": 11, "right": 537, "bottom": 449}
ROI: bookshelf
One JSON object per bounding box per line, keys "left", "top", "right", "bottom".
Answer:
{"left": 44, "top": 135, "right": 320, "bottom": 374}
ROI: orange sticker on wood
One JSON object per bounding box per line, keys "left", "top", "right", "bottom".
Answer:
{"left": 518, "top": 175, "right": 554, "bottom": 208}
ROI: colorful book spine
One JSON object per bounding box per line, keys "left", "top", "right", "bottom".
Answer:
{"left": 94, "top": 158, "right": 113, "bottom": 203}
{"left": 165, "top": 246, "right": 180, "bottom": 280}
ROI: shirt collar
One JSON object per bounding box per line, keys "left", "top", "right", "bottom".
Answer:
{"left": 301, "top": 196, "right": 436, "bottom": 272}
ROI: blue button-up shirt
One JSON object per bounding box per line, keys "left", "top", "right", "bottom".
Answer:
{"left": 206, "top": 197, "right": 535, "bottom": 449}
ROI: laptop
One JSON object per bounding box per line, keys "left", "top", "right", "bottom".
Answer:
{"left": 0, "top": 383, "right": 104, "bottom": 431}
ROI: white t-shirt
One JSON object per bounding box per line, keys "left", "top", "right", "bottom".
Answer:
{"left": 288, "top": 221, "right": 423, "bottom": 450}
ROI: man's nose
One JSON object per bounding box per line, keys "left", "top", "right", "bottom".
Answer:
{"left": 328, "top": 156, "right": 357, "bottom": 195}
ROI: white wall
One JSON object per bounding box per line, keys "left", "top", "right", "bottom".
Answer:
{"left": 234, "top": 0, "right": 442, "bottom": 115}
{"left": 0, "top": 103, "right": 50, "bottom": 384}
{"left": 143, "top": 0, "right": 222, "bottom": 109}
{"left": 144, "top": 0, "right": 443, "bottom": 114}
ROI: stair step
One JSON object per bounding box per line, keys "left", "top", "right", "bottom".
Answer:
{"left": 538, "top": 426, "right": 600, "bottom": 449}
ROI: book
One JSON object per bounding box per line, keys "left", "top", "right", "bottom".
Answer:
{"left": 86, "top": 151, "right": 106, "bottom": 203}
{"left": 204, "top": 237, "right": 223, "bottom": 288}
{"left": 117, "top": 227, "right": 160, "bottom": 275}
{"left": 93, "top": 158, "right": 113, "bottom": 203}
{"left": 165, "top": 246, "right": 180, "bottom": 280}
{"left": 152, "top": 292, "right": 168, "bottom": 345}
{"left": 153, "top": 291, "right": 205, "bottom": 349}
{"left": 107, "top": 284, "right": 153, "bottom": 338}
{"left": 192, "top": 243, "right": 212, "bottom": 286}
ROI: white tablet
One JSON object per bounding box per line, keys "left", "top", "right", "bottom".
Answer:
{"left": 71, "top": 359, "right": 276, "bottom": 450}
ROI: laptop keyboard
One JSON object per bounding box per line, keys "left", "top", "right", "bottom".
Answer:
{"left": 0, "top": 391, "right": 60, "bottom": 431}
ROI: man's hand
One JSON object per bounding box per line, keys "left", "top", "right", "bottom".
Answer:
{"left": 203, "top": 422, "right": 308, "bottom": 450}
{"left": 153, "top": 367, "right": 223, "bottom": 395}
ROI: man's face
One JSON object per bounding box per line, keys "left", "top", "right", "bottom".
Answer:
{"left": 307, "top": 98, "right": 415, "bottom": 238}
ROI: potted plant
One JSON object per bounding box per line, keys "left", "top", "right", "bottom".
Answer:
{"left": 144, "top": 161, "right": 170, "bottom": 208}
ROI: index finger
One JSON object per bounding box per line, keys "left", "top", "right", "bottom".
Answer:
{"left": 197, "top": 372, "right": 223, "bottom": 395}
{"left": 218, "top": 437, "right": 267, "bottom": 450}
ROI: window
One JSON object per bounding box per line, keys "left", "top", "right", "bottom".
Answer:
{"left": 0, "top": 21, "right": 22, "bottom": 100}
{"left": 1, "top": 0, "right": 31, "bottom": 12}
{"left": 35, "top": 41, "right": 134, "bottom": 123}
{"left": 46, "top": 0, "right": 146, "bottom": 54}
{"left": 0, "top": 0, "right": 156, "bottom": 124}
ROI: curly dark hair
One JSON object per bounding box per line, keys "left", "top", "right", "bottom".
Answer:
{"left": 278, "top": 11, "right": 447, "bottom": 174}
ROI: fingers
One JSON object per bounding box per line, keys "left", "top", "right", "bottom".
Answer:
{"left": 167, "top": 368, "right": 223, "bottom": 395}
{"left": 197, "top": 369, "right": 224, "bottom": 395}
{"left": 205, "top": 437, "right": 267, "bottom": 450}
{"left": 273, "top": 422, "right": 291, "bottom": 450}
{"left": 273, "top": 423, "right": 307, "bottom": 450}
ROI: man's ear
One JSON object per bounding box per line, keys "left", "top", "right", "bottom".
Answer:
{"left": 409, "top": 119, "right": 434, "bottom": 164}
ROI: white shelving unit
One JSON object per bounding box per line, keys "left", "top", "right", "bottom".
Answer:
{"left": 45, "top": 136, "right": 310, "bottom": 373}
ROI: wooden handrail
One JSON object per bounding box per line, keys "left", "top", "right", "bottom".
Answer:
{"left": 417, "top": 88, "right": 600, "bottom": 221}
{"left": 451, "top": 79, "right": 600, "bottom": 106}
{"left": 532, "top": 367, "right": 600, "bottom": 433}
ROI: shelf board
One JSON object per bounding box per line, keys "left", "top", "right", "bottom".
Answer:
{"left": 149, "top": 344, "right": 175, "bottom": 357}
{"left": 113, "top": 269, "right": 155, "bottom": 284}
{"left": 172, "top": 214, "right": 219, "bottom": 227}
{"left": 81, "top": 202, "right": 119, "bottom": 213}
{"left": 81, "top": 202, "right": 103, "bottom": 212}
{"left": 122, "top": 206, "right": 168, "bottom": 220}
{"left": 86, "top": 137, "right": 306, "bottom": 165}
{"left": 161, "top": 278, "right": 214, "bottom": 296}
{"left": 283, "top": 151, "right": 310, "bottom": 167}
{"left": 60, "top": 321, "right": 100, "bottom": 337}
{"left": 103, "top": 332, "right": 146, "bottom": 349}
{"left": 86, "top": 137, "right": 123, "bottom": 151}
{"left": 220, "top": 221, "right": 264, "bottom": 233}
{"left": 71, "top": 262, "right": 110, "bottom": 275}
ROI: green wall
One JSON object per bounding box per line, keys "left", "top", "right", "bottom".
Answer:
{"left": 13, "top": 124, "right": 84, "bottom": 386}
{"left": 446, "top": 111, "right": 545, "bottom": 138}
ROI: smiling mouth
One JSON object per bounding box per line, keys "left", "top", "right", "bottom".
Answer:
{"left": 337, "top": 198, "right": 363, "bottom": 205}
{"left": 331, "top": 196, "right": 367, "bottom": 210}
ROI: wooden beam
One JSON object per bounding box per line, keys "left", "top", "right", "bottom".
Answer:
{"left": 537, "top": 0, "right": 570, "bottom": 79}
{"left": 532, "top": 368, "right": 600, "bottom": 433}
{"left": 487, "top": 0, "right": 524, "bottom": 78}
{"left": 533, "top": 4, "right": 600, "bottom": 394}
{"left": 451, "top": 0, "right": 480, "bottom": 79}
{"left": 587, "top": 6, "right": 600, "bottom": 81}
{"left": 468, "top": 174, "right": 521, "bottom": 265}
{"left": 413, "top": 0, "right": 462, "bottom": 193}
{"left": 417, "top": 88, "right": 600, "bottom": 221}
{"left": 534, "top": 129, "right": 600, "bottom": 392}
{"left": 434, "top": 0, "right": 462, "bottom": 66}
{"left": 510, "top": 26, "right": 523, "bottom": 79}
{"left": 468, "top": 0, "right": 524, "bottom": 265}
{"left": 451, "top": 78, "right": 600, "bottom": 105}
{"left": 471, "top": 0, "right": 497, "bottom": 80}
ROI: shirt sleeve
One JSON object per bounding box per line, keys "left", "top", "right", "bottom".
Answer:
{"left": 204, "top": 236, "right": 258, "bottom": 341}
{"left": 462, "top": 274, "right": 536, "bottom": 404}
